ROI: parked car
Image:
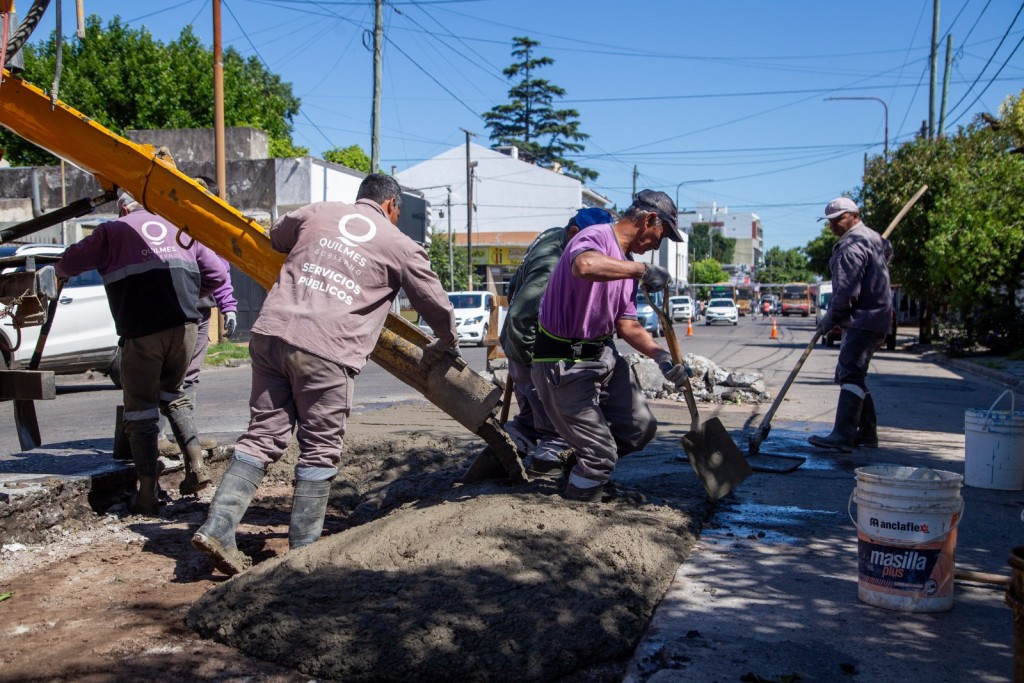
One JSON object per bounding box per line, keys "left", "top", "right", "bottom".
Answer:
{"left": 419, "top": 290, "right": 502, "bottom": 347}
{"left": 668, "top": 295, "right": 694, "bottom": 322}
{"left": 704, "top": 297, "right": 738, "bottom": 326}
{"left": 815, "top": 283, "right": 842, "bottom": 347}
{"left": 0, "top": 244, "right": 121, "bottom": 385}
{"left": 635, "top": 289, "right": 663, "bottom": 337}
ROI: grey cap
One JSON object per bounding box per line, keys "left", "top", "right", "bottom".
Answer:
{"left": 630, "top": 189, "right": 682, "bottom": 242}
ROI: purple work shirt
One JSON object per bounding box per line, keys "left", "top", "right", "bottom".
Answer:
{"left": 537, "top": 223, "right": 638, "bottom": 340}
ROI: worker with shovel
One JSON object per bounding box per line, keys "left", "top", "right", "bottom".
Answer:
{"left": 499, "top": 207, "right": 612, "bottom": 476}
{"left": 808, "top": 197, "right": 893, "bottom": 452}
{"left": 531, "top": 190, "right": 691, "bottom": 502}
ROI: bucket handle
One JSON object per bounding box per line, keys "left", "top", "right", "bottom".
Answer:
{"left": 983, "top": 390, "right": 1017, "bottom": 427}
{"left": 848, "top": 492, "right": 964, "bottom": 547}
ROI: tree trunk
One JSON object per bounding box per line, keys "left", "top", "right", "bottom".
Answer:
{"left": 919, "top": 300, "right": 932, "bottom": 345}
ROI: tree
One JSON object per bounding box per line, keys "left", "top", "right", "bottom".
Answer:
{"left": 323, "top": 144, "right": 370, "bottom": 172}
{"left": 483, "top": 36, "right": 597, "bottom": 182}
{"left": 0, "top": 16, "right": 307, "bottom": 166}
{"left": 801, "top": 229, "right": 836, "bottom": 279}
{"left": 427, "top": 229, "right": 467, "bottom": 292}
{"left": 689, "top": 223, "right": 735, "bottom": 264}
{"left": 756, "top": 246, "right": 813, "bottom": 285}
{"left": 693, "top": 258, "right": 728, "bottom": 285}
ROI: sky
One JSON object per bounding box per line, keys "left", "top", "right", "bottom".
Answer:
{"left": 29, "top": 0, "right": 1024, "bottom": 251}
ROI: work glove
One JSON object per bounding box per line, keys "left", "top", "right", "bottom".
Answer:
{"left": 640, "top": 263, "right": 671, "bottom": 293}
{"left": 655, "top": 350, "right": 692, "bottom": 387}
{"left": 817, "top": 312, "right": 834, "bottom": 333}
{"left": 223, "top": 311, "right": 237, "bottom": 338}
{"left": 423, "top": 337, "right": 462, "bottom": 365}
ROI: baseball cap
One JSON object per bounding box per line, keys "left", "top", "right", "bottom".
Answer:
{"left": 819, "top": 197, "right": 859, "bottom": 221}
{"left": 631, "top": 189, "right": 683, "bottom": 242}
{"left": 571, "top": 207, "right": 612, "bottom": 230}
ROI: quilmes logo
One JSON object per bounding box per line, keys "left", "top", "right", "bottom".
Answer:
{"left": 337, "top": 214, "right": 376, "bottom": 248}
{"left": 869, "top": 517, "right": 929, "bottom": 534}
{"left": 141, "top": 220, "right": 169, "bottom": 246}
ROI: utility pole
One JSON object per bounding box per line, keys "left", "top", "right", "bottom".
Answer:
{"left": 461, "top": 128, "right": 478, "bottom": 290}
{"left": 928, "top": 0, "right": 940, "bottom": 139}
{"left": 213, "top": 0, "right": 226, "bottom": 200}
{"left": 447, "top": 187, "right": 453, "bottom": 291}
{"left": 370, "top": 0, "right": 383, "bottom": 173}
{"left": 632, "top": 165, "right": 638, "bottom": 198}
{"left": 938, "top": 34, "right": 953, "bottom": 137}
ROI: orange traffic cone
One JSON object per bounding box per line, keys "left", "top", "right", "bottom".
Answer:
{"left": 686, "top": 318, "right": 694, "bottom": 337}
{"left": 769, "top": 317, "right": 779, "bottom": 340}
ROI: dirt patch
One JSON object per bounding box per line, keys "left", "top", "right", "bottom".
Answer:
{"left": 0, "top": 402, "right": 708, "bottom": 681}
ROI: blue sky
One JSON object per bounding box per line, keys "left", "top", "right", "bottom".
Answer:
{"left": 30, "top": 0, "right": 1024, "bottom": 250}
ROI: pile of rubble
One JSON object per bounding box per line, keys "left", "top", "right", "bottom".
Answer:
{"left": 628, "top": 353, "right": 770, "bottom": 404}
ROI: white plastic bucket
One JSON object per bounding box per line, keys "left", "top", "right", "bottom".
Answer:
{"left": 850, "top": 465, "right": 963, "bottom": 612}
{"left": 964, "top": 390, "right": 1024, "bottom": 490}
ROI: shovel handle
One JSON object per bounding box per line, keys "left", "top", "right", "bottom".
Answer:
{"left": 28, "top": 278, "right": 66, "bottom": 371}
{"left": 755, "top": 329, "right": 821, "bottom": 436}
{"left": 644, "top": 288, "right": 700, "bottom": 429}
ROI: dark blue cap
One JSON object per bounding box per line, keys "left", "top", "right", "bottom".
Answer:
{"left": 572, "top": 207, "right": 612, "bottom": 230}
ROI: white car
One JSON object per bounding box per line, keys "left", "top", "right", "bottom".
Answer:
{"left": 669, "top": 295, "right": 694, "bottom": 322}
{"left": 704, "top": 298, "right": 739, "bottom": 326}
{"left": 0, "top": 244, "right": 121, "bottom": 384}
{"left": 419, "top": 290, "right": 503, "bottom": 347}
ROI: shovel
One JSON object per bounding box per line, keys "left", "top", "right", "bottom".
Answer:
{"left": 645, "top": 288, "right": 751, "bottom": 501}
{"left": 14, "top": 278, "right": 65, "bottom": 451}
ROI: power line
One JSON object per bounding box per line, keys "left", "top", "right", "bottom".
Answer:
{"left": 949, "top": 28, "right": 1024, "bottom": 126}
{"left": 945, "top": 0, "right": 1024, "bottom": 120}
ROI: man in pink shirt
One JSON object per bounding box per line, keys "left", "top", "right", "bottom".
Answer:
{"left": 193, "top": 174, "right": 457, "bottom": 575}
{"left": 532, "top": 190, "right": 690, "bottom": 502}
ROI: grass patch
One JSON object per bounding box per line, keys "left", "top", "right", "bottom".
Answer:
{"left": 205, "top": 341, "right": 250, "bottom": 366}
{"left": 978, "top": 359, "right": 1007, "bottom": 370}
{"left": 1009, "top": 348, "right": 1024, "bottom": 361}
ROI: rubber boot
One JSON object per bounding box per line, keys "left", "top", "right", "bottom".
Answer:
{"left": 191, "top": 458, "right": 265, "bottom": 576}
{"left": 126, "top": 422, "right": 161, "bottom": 516}
{"left": 808, "top": 387, "right": 864, "bottom": 453}
{"left": 288, "top": 479, "right": 332, "bottom": 550}
{"left": 855, "top": 392, "right": 878, "bottom": 448}
{"left": 167, "top": 405, "right": 210, "bottom": 495}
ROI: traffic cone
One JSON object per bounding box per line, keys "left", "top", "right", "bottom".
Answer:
{"left": 686, "top": 318, "right": 694, "bottom": 337}
{"left": 769, "top": 317, "right": 779, "bottom": 340}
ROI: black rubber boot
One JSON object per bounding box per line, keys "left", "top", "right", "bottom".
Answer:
{"left": 167, "top": 405, "right": 211, "bottom": 495}
{"left": 288, "top": 479, "right": 332, "bottom": 550}
{"left": 191, "top": 458, "right": 265, "bottom": 575}
{"left": 855, "top": 392, "right": 878, "bottom": 448}
{"left": 808, "top": 388, "right": 864, "bottom": 453}
{"left": 126, "top": 422, "right": 161, "bottom": 516}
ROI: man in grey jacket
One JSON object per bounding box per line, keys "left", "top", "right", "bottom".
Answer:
{"left": 192, "top": 174, "right": 458, "bottom": 575}
{"left": 809, "top": 197, "right": 893, "bottom": 452}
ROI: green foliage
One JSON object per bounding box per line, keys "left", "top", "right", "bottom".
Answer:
{"left": 803, "top": 227, "right": 837, "bottom": 279}
{"left": 756, "top": 245, "right": 813, "bottom": 284}
{"left": 204, "top": 341, "right": 249, "bottom": 366}
{"left": 483, "top": 36, "right": 597, "bottom": 182}
{"left": 0, "top": 16, "right": 305, "bottom": 165}
{"left": 427, "top": 229, "right": 468, "bottom": 292}
{"left": 693, "top": 258, "right": 728, "bottom": 285}
{"left": 323, "top": 144, "right": 371, "bottom": 172}
{"left": 689, "top": 223, "right": 735, "bottom": 264}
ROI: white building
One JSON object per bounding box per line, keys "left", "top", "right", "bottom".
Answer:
{"left": 679, "top": 202, "right": 762, "bottom": 276}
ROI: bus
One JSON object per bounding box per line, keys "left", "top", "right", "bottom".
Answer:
{"left": 781, "top": 282, "right": 811, "bottom": 317}
{"left": 709, "top": 282, "right": 735, "bottom": 302}
{"left": 735, "top": 285, "right": 754, "bottom": 317}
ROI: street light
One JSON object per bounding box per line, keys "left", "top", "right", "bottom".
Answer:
{"left": 673, "top": 179, "right": 713, "bottom": 294}
{"left": 824, "top": 96, "right": 889, "bottom": 158}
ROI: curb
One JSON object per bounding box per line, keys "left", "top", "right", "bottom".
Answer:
{"left": 928, "top": 352, "right": 1024, "bottom": 391}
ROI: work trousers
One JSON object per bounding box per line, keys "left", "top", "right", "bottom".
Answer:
{"left": 183, "top": 307, "right": 213, "bottom": 390}
{"left": 531, "top": 345, "right": 656, "bottom": 485}
{"left": 507, "top": 357, "right": 565, "bottom": 451}
{"left": 234, "top": 333, "right": 352, "bottom": 473}
{"left": 835, "top": 327, "right": 885, "bottom": 391}
{"left": 121, "top": 323, "right": 198, "bottom": 425}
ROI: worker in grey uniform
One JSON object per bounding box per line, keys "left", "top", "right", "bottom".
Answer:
{"left": 499, "top": 207, "right": 612, "bottom": 475}
{"left": 192, "top": 173, "right": 458, "bottom": 575}
{"left": 809, "top": 197, "right": 893, "bottom": 452}
{"left": 531, "top": 190, "right": 691, "bottom": 502}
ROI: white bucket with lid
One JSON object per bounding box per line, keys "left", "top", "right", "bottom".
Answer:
{"left": 964, "top": 390, "right": 1024, "bottom": 490}
{"left": 850, "top": 465, "right": 963, "bottom": 612}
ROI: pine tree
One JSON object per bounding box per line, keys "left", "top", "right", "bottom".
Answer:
{"left": 483, "top": 36, "right": 597, "bottom": 182}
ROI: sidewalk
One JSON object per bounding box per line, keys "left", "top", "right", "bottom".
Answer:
{"left": 624, "top": 349, "right": 1021, "bottom": 682}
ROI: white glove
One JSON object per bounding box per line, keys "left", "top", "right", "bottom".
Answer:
{"left": 223, "top": 311, "right": 237, "bottom": 338}
{"left": 655, "top": 350, "right": 692, "bottom": 386}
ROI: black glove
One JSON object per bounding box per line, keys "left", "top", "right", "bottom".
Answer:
{"left": 423, "top": 338, "right": 462, "bottom": 364}
{"left": 640, "top": 263, "right": 671, "bottom": 293}
{"left": 655, "top": 350, "right": 692, "bottom": 386}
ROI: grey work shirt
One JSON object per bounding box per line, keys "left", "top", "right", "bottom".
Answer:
{"left": 828, "top": 221, "right": 893, "bottom": 335}
{"left": 252, "top": 198, "right": 457, "bottom": 372}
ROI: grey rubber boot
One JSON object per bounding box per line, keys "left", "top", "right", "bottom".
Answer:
{"left": 126, "top": 421, "right": 161, "bottom": 516}
{"left": 808, "top": 388, "right": 864, "bottom": 453}
{"left": 288, "top": 479, "right": 333, "bottom": 550}
{"left": 166, "top": 405, "right": 210, "bottom": 495}
{"left": 854, "top": 392, "right": 879, "bottom": 448}
{"left": 191, "top": 458, "right": 265, "bottom": 575}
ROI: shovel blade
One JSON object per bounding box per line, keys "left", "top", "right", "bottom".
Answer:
{"left": 681, "top": 417, "right": 752, "bottom": 501}
{"left": 14, "top": 399, "right": 41, "bottom": 451}
{"left": 747, "top": 453, "right": 806, "bottom": 474}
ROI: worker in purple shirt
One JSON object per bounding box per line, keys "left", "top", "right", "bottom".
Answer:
{"left": 531, "top": 190, "right": 691, "bottom": 502}
{"left": 56, "top": 191, "right": 231, "bottom": 515}
{"left": 192, "top": 174, "right": 458, "bottom": 576}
